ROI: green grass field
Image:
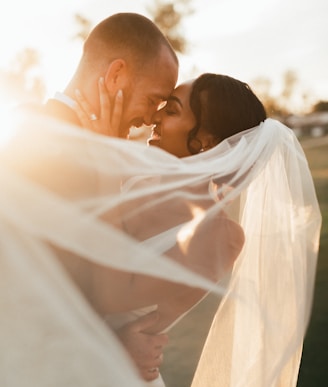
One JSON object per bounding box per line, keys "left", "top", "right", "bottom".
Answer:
{"left": 297, "top": 140, "right": 328, "bottom": 387}
{"left": 161, "top": 139, "right": 328, "bottom": 387}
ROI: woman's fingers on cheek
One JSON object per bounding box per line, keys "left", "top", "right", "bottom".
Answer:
{"left": 72, "top": 91, "right": 94, "bottom": 129}
{"left": 74, "top": 89, "right": 92, "bottom": 116}
{"left": 98, "top": 78, "right": 110, "bottom": 115}
{"left": 77, "top": 111, "right": 91, "bottom": 129}
{"left": 72, "top": 100, "right": 87, "bottom": 124}
{"left": 75, "top": 89, "right": 86, "bottom": 106}
{"left": 111, "top": 89, "right": 123, "bottom": 130}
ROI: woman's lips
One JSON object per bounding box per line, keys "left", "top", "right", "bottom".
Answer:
{"left": 150, "top": 128, "right": 161, "bottom": 140}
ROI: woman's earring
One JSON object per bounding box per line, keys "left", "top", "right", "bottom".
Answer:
{"left": 199, "top": 142, "right": 216, "bottom": 153}
{"left": 199, "top": 144, "right": 210, "bottom": 153}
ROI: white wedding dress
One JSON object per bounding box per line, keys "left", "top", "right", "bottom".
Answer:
{"left": 0, "top": 109, "right": 321, "bottom": 386}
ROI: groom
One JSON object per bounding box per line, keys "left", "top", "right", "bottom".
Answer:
{"left": 41, "top": 13, "right": 179, "bottom": 382}
{"left": 44, "top": 12, "right": 178, "bottom": 140}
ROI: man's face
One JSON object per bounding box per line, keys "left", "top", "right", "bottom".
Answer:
{"left": 118, "top": 47, "right": 178, "bottom": 138}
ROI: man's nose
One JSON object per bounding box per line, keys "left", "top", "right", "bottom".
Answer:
{"left": 144, "top": 115, "right": 153, "bottom": 126}
{"left": 147, "top": 109, "right": 161, "bottom": 126}
{"left": 144, "top": 108, "right": 159, "bottom": 126}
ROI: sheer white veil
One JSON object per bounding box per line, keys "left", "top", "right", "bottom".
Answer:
{"left": 0, "top": 109, "right": 321, "bottom": 386}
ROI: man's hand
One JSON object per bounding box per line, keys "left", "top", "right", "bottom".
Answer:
{"left": 116, "top": 311, "right": 168, "bottom": 381}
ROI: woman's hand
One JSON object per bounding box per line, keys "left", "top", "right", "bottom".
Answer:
{"left": 74, "top": 77, "right": 123, "bottom": 137}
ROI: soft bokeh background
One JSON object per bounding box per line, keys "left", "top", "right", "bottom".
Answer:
{"left": 0, "top": 1, "right": 327, "bottom": 386}
{"left": 1, "top": 0, "right": 328, "bottom": 115}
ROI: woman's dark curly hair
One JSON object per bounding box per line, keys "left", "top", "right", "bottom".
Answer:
{"left": 187, "top": 73, "right": 267, "bottom": 154}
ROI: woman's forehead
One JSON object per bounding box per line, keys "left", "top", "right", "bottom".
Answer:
{"left": 172, "top": 80, "right": 194, "bottom": 99}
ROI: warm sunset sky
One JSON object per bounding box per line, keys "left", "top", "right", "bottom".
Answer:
{"left": 0, "top": 0, "right": 327, "bottom": 110}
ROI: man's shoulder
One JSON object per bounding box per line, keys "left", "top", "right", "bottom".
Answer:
{"left": 18, "top": 101, "right": 45, "bottom": 115}
{"left": 20, "top": 99, "right": 81, "bottom": 128}
{"left": 44, "top": 98, "right": 82, "bottom": 127}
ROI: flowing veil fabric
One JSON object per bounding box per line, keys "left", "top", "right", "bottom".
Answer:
{"left": 191, "top": 126, "right": 321, "bottom": 386}
{"left": 0, "top": 109, "right": 321, "bottom": 386}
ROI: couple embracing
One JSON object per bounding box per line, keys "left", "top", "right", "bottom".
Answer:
{"left": 2, "top": 12, "right": 321, "bottom": 387}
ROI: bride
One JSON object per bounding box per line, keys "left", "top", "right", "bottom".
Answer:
{"left": 0, "top": 73, "right": 321, "bottom": 387}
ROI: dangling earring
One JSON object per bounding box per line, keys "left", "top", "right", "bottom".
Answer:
{"left": 199, "top": 145, "right": 210, "bottom": 153}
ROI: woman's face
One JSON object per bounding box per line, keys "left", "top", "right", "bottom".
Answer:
{"left": 148, "top": 80, "right": 196, "bottom": 158}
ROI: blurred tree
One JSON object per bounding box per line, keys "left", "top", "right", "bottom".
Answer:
{"left": 0, "top": 48, "right": 45, "bottom": 104}
{"left": 252, "top": 69, "right": 301, "bottom": 117}
{"left": 312, "top": 100, "right": 328, "bottom": 112}
{"left": 281, "top": 69, "right": 298, "bottom": 104}
{"left": 148, "top": 0, "right": 194, "bottom": 54}
{"left": 73, "top": 13, "right": 92, "bottom": 41}
{"left": 251, "top": 76, "right": 284, "bottom": 117}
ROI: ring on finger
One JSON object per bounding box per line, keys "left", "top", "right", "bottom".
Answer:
{"left": 89, "top": 113, "right": 98, "bottom": 121}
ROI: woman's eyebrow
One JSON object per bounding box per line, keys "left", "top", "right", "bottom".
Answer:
{"left": 167, "top": 95, "right": 183, "bottom": 107}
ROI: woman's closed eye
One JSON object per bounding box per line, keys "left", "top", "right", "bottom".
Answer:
{"left": 165, "top": 109, "right": 177, "bottom": 116}
{"left": 164, "top": 102, "right": 179, "bottom": 116}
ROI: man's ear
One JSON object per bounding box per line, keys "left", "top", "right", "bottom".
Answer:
{"left": 104, "top": 59, "right": 127, "bottom": 96}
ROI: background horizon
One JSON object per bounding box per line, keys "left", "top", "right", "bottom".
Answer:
{"left": 0, "top": 0, "right": 327, "bottom": 113}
